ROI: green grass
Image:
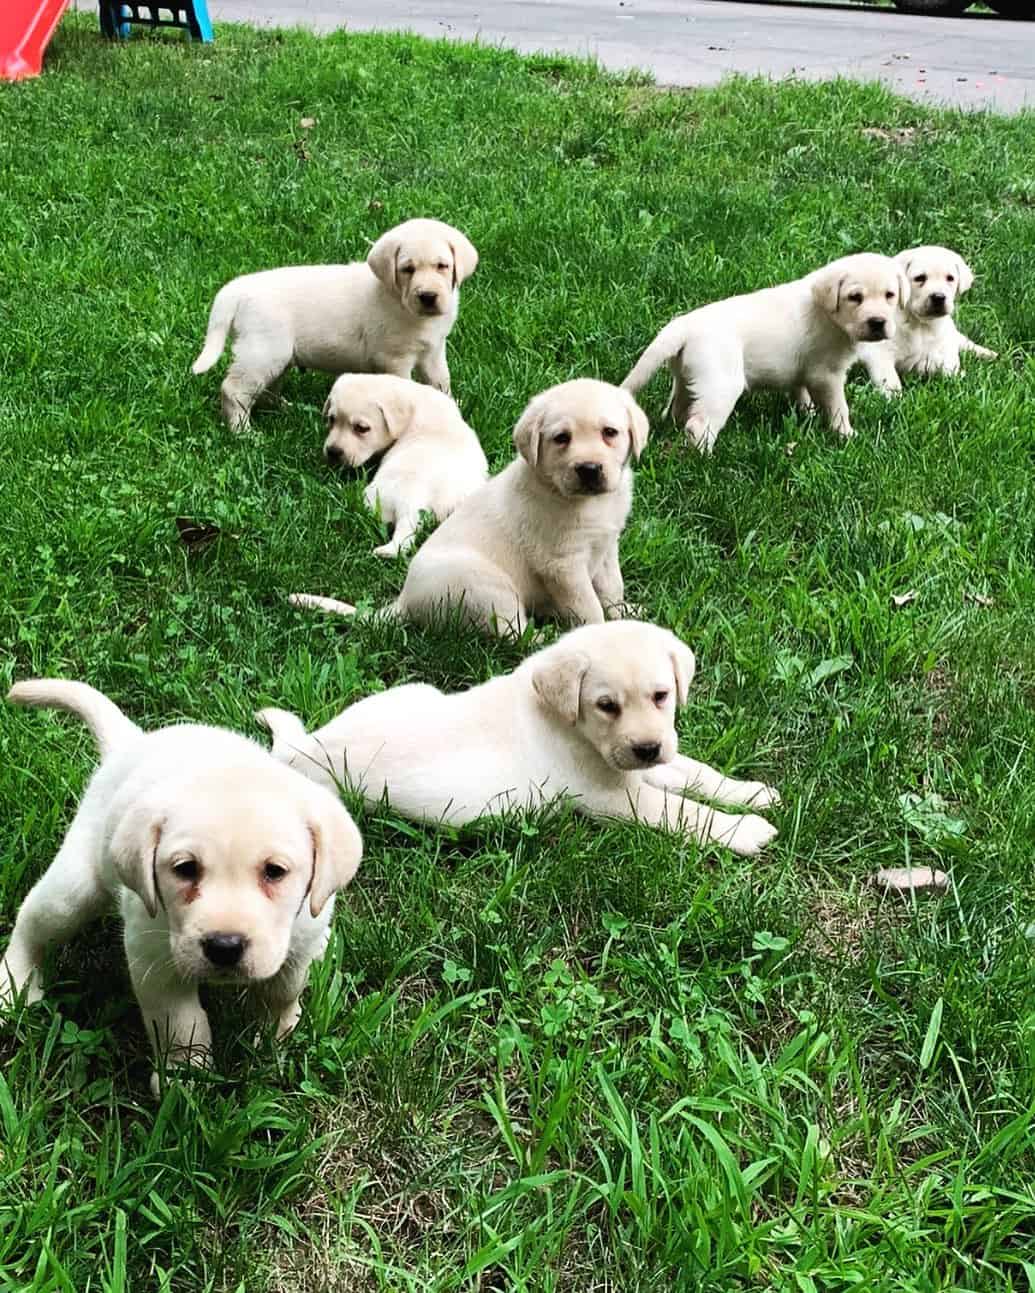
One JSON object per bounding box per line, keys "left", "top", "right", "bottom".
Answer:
{"left": 2, "top": 14, "right": 1035, "bottom": 1291}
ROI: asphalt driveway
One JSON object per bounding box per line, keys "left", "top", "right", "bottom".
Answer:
{"left": 202, "top": 0, "right": 1032, "bottom": 113}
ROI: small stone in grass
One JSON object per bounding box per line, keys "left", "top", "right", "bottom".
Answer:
{"left": 873, "top": 867, "right": 948, "bottom": 895}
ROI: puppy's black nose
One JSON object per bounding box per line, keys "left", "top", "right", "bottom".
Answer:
{"left": 202, "top": 932, "right": 248, "bottom": 968}
{"left": 631, "top": 741, "right": 662, "bottom": 765}
{"left": 866, "top": 317, "right": 887, "bottom": 336}
{"left": 575, "top": 461, "right": 604, "bottom": 489}
{"left": 325, "top": 444, "right": 344, "bottom": 465}
{"left": 928, "top": 292, "right": 947, "bottom": 312}
{"left": 418, "top": 291, "right": 438, "bottom": 308}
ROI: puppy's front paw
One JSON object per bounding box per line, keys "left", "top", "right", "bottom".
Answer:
{"left": 743, "top": 781, "right": 781, "bottom": 810}
{"left": 724, "top": 813, "right": 778, "bottom": 856}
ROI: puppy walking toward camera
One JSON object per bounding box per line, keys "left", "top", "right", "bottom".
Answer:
{"left": 259, "top": 620, "right": 780, "bottom": 856}
{"left": 622, "top": 252, "right": 908, "bottom": 452}
{"left": 0, "top": 680, "right": 362, "bottom": 1096}
{"left": 192, "top": 218, "right": 478, "bottom": 431}
{"left": 858, "top": 246, "right": 997, "bottom": 393}
{"left": 291, "top": 378, "right": 648, "bottom": 636}
{"left": 321, "top": 374, "right": 488, "bottom": 558}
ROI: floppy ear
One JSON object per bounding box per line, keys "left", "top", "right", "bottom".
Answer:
{"left": 110, "top": 803, "right": 164, "bottom": 918}
{"left": 306, "top": 790, "right": 364, "bottom": 918}
{"left": 896, "top": 267, "right": 911, "bottom": 310}
{"left": 955, "top": 256, "right": 974, "bottom": 293}
{"left": 375, "top": 385, "right": 416, "bottom": 441}
{"left": 321, "top": 393, "right": 333, "bottom": 422}
{"left": 811, "top": 268, "right": 845, "bottom": 316}
{"left": 531, "top": 649, "right": 591, "bottom": 727}
{"left": 619, "top": 389, "right": 649, "bottom": 462}
{"left": 367, "top": 229, "right": 401, "bottom": 290}
{"left": 448, "top": 231, "right": 479, "bottom": 288}
{"left": 894, "top": 250, "right": 914, "bottom": 278}
{"left": 667, "top": 634, "right": 696, "bottom": 707}
{"left": 513, "top": 397, "right": 546, "bottom": 468}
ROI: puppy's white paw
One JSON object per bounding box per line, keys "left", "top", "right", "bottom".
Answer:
{"left": 724, "top": 813, "right": 779, "bottom": 856}
{"left": 743, "top": 781, "right": 781, "bottom": 810}
{"left": 372, "top": 543, "right": 403, "bottom": 560}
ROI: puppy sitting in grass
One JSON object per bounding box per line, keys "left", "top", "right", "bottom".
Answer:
{"left": 0, "top": 680, "right": 362, "bottom": 1097}
{"left": 291, "top": 378, "right": 648, "bottom": 637}
{"left": 259, "top": 620, "right": 780, "bottom": 857}
{"left": 622, "top": 252, "right": 908, "bottom": 452}
{"left": 192, "top": 217, "right": 478, "bottom": 431}
{"left": 858, "top": 245, "right": 997, "bottom": 393}
{"left": 322, "top": 373, "right": 488, "bottom": 559}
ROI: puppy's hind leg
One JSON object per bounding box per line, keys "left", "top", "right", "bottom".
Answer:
{"left": 221, "top": 333, "right": 293, "bottom": 433}
{"left": 0, "top": 822, "right": 108, "bottom": 1008}
{"left": 682, "top": 349, "right": 744, "bottom": 454}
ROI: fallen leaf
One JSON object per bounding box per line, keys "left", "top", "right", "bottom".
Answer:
{"left": 966, "top": 590, "right": 995, "bottom": 608}
{"left": 873, "top": 867, "right": 948, "bottom": 895}
{"left": 784, "top": 441, "right": 798, "bottom": 456}
{"left": 300, "top": 116, "right": 316, "bottom": 128}
{"left": 175, "top": 517, "right": 222, "bottom": 552}
{"left": 891, "top": 590, "right": 918, "bottom": 608}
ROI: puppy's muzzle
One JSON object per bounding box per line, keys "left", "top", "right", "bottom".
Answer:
{"left": 865, "top": 317, "right": 888, "bottom": 339}
{"left": 925, "top": 293, "right": 949, "bottom": 317}
{"left": 201, "top": 932, "right": 249, "bottom": 969}
{"left": 630, "top": 741, "right": 662, "bottom": 766}
{"left": 573, "top": 461, "right": 606, "bottom": 494}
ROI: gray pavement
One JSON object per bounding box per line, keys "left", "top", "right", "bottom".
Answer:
{"left": 198, "top": 0, "right": 1031, "bottom": 113}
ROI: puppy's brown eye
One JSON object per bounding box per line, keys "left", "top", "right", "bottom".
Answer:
{"left": 401, "top": 266, "right": 415, "bottom": 275}
{"left": 554, "top": 432, "right": 572, "bottom": 447}
{"left": 173, "top": 859, "right": 199, "bottom": 882}
{"left": 263, "top": 862, "right": 287, "bottom": 882}
{"left": 353, "top": 423, "right": 370, "bottom": 435}
{"left": 914, "top": 274, "right": 927, "bottom": 285}
{"left": 847, "top": 293, "right": 863, "bottom": 305}
{"left": 601, "top": 426, "right": 620, "bottom": 441}
{"left": 946, "top": 274, "right": 955, "bottom": 283}
{"left": 885, "top": 291, "right": 895, "bottom": 302}
{"left": 597, "top": 698, "right": 620, "bottom": 716}
{"left": 436, "top": 262, "right": 449, "bottom": 271}
{"left": 653, "top": 690, "right": 669, "bottom": 705}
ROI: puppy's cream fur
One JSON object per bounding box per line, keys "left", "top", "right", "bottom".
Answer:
{"left": 859, "top": 246, "right": 997, "bottom": 393}
{"left": 322, "top": 374, "right": 488, "bottom": 558}
{"left": 291, "top": 378, "right": 648, "bottom": 636}
{"left": 623, "top": 252, "right": 908, "bottom": 451}
{"left": 0, "top": 681, "right": 362, "bottom": 1095}
{"left": 259, "top": 620, "right": 780, "bottom": 857}
{"left": 192, "top": 218, "right": 478, "bottom": 431}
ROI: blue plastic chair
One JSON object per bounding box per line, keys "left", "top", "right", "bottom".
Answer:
{"left": 99, "top": 2, "right": 213, "bottom": 42}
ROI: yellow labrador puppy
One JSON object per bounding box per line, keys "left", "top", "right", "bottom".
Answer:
{"left": 192, "top": 218, "right": 478, "bottom": 431}
{"left": 859, "top": 245, "right": 997, "bottom": 393}
{"left": 291, "top": 378, "right": 648, "bottom": 636}
{"left": 623, "top": 252, "right": 908, "bottom": 451}
{"left": 259, "top": 620, "right": 780, "bottom": 857}
{"left": 1, "top": 680, "right": 362, "bottom": 1096}
{"left": 322, "top": 373, "right": 488, "bottom": 558}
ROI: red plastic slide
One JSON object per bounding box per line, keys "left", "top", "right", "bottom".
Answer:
{"left": 0, "top": 0, "right": 70, "bottom": 81}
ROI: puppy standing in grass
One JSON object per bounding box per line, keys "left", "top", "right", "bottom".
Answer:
{"left": 0, "top": 681, "right": 362, "bottom": 1096}
{"left": 292, "top": 378, "right": 648, "bottom": 636}
{"left": 858, "top": 245, "right": 997, "bottom": 393}
{"left": 322, "top": 373, "right": 488, "bottom": 558}
{"left": 259, "top": 620, "right": 780, "bottom": 857}
{"left": 622, "top": 252, "right": 908, "bottom": 452}
{"left": 192, "top": 218, "right": 478, "bottom": 431}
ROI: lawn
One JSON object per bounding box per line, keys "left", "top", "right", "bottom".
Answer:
{"left": 1, "top": 14, "right": 1034, "bottom": 1291}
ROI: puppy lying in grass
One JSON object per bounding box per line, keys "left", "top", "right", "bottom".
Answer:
{"left": 321, "top": 373, "right": 488, "bottom": 559}
{"left": 291, "top": 378, "right": 648, "bottom": 636}
{"left": 623, "top": 252, "right": 908, "bottom": 451}
{"left": 192, "top": 218, "right": 478, "bottom": 431}
{"left": 858, "top": 245, "right": 997, "bottom": 393}
{"left": 0, "top": 680, "right": 362, "bottom": 1096}
{"left": 259, "top": 620, "right": 780, "bottom": 857}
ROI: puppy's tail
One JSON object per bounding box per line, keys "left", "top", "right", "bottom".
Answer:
{"left": 287, "top": 593, "right": 359, "bottom": 618}
{"left": 7, "top": 680, "right": 141, "bottom": 757}
{"left": 191, "top": 284, "right": 238, "bottom": 375}
{"left": 255, "top": 706, "right": 313, "bottom": 764}
{"left": 621, "top": 318, "right": 688, "bottom": 396}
